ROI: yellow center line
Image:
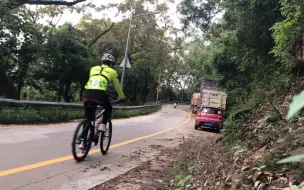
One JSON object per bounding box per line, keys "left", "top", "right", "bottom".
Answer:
{"left": 0, "top": 112, "right": 190, "bottom": 177}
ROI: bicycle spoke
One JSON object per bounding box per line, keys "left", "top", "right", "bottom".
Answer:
{"left": 100, "top": 121, "right": 112, "bottom": 155}
{"left": 72, "top": 120, "right": 93, "bottom": 162}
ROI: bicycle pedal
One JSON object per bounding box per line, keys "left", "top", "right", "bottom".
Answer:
{"left": 79, "top": 147, "right": 85, "bottom": 151}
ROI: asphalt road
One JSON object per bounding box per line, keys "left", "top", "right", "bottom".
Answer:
{"left": 0, "top": 105, "right": 191, "bottom": 190}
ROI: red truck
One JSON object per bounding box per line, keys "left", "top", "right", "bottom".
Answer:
{"left": 194, "top": 79, "right": 227, "bottom": 132}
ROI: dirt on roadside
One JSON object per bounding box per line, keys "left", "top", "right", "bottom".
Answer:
{"left": 90, "top": 147, "right": 175, "bottom": 190}
{"left": 89, "top": 124, "right": 221, "bottom": 190}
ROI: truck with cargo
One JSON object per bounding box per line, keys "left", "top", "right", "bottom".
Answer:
{"left": 194, "top": 78, "right": 228, "bottom": 132}
{"left": 190, "top": 93, "right": 200, "bottom": 114}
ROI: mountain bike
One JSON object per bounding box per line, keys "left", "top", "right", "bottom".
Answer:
{"left": 71, "top": 98, "right": 124, "bottom": 162}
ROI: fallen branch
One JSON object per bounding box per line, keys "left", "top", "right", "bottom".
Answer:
{"left": 1, "top": 0, "right": 86, "bottom": 12}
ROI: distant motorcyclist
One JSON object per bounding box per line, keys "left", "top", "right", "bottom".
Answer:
{"left": 174, "top": 102, "right": 177, "bottom": 108}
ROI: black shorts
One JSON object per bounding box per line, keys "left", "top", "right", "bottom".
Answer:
{"left": 83, "top": 89, "right": 108, "bottom": 103}
{"left": 83, "top": 89, "right": 112, "bottom": 122}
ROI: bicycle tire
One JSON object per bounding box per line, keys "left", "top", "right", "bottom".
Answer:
{"left": 72, "top": 120, "right": 93, "bottom": 162}
{"left": 100, "top": 120, "right": 112, "bottom": 155}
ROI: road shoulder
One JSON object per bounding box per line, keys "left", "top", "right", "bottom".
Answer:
{"left": 90, "top": 113, "right": 220, "bottom": 190}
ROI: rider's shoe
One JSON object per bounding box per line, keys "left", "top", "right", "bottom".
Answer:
{"left": 98, "top": 124, "right": 108, "bottom": 132}
{"left": 79, "top": 142, "right": 85, "bottom": 150}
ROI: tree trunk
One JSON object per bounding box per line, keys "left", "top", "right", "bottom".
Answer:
{"left": 0, "top": 74, "right": 17, "bottom": 99}
{"left": 154, "top": 90, "right": 156, "bottom": 102}
{"left": 167, "top": 81, "right": 171, "bottom": 101}
{"left": 79, "top": 85, "right": 84, "bottom": 102}
{"left": 57, "top": 84, "right": 64, "bottom": 102}
{"left": 133, "top": 78, "right": 138, "bottom": 105}
{"left": 63, "top": 80, "right": 71, "bottom": 102}
{"left": 142, "top": 70, "right": 150, "bottom": 104}
{"left": 17, "top": 83, "right": 22, "bottom": 100}
{"left": 16, "top": 64, "right": 28, "bottom": 100}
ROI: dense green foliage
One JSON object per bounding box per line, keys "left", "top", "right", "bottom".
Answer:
{"left": 0, "top": 106, "right": 159, "bottom": 124}
{"left": 0, "top": 107, "right": 82, "bottom": 124}
{"left": 179, "top": 0, "right": 304, "bottom": 109}
{"left": 0, "top": 0, "right": 187, "bottom": 104}
{"left": 2, "top": 0, "right": 304, "bottom": 117}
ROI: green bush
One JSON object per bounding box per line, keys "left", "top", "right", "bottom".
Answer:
{"left": 222, "top": 101, "right": 258, "bottom": 145}
{"left": 0, "top": 107, "right": 159, "bottom": 124}
{"left": 113, "top": 107, "right": 159, "bottom": 119}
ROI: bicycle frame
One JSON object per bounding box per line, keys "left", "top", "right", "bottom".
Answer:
{"left": 96, "top": 109, "right": 105, "bottom": 120}
{"left": 88, "top": 98, "right": 124, "bottom": 129}
{"left": 82, "top": 98, "right": 127, "bottom": 143}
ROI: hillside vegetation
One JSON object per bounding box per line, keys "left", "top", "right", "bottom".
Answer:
{"left": 171, "top": 0, "right": 304, "bottom": 189}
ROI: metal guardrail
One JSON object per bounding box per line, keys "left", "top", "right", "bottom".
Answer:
{"left": 0, "top": 98, "right": 159, "bottom": 111}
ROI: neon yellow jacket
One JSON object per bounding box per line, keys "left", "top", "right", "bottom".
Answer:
{"left": 85, "top": 64, "right": 125, "bottom": 99}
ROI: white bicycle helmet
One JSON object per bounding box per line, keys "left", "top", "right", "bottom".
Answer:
{"left": 102, "top": 53, "right": 115, "bottom": 64}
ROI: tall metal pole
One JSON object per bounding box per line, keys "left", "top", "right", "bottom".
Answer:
{"left": 120, "top": 9, "right": 133, "bottom": 89}
{"left": 156, "top": 69, "right": 161, "bottom": 103}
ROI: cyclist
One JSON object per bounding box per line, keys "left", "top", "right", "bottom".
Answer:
{"left": 82, "top": 53, "right": 125, "bottom": 136}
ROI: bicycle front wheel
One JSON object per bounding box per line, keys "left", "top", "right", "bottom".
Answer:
{"left": 72, "top": 120, "right": 93, "bottom": 162}
{"left": 100, "top": 120, "right": 112, "bottom": 155}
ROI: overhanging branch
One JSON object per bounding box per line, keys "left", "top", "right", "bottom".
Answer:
{"left": 18, "top": 0, "right": 86, "bottom": 6}
{"left": 1, "top": 0, "right": 87, "bottom": 10}
{"left": 88, "top": 23, "right": 115, "bottom": 47}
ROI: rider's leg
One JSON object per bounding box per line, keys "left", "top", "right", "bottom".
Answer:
{"left": 102, "top": 102, "right": 112, "bottom": 124}
{"left": 99, "top": 95, "right": 112, "bottom": 132}
{"left": 79, "top": 101, "right": 96, "bottom": 149}
{"left": 84, "top": 101, "right": 97, "bottom": 120}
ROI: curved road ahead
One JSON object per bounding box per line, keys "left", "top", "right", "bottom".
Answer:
{"left": 0, "top": 105, "right": 191, "bottom": 190}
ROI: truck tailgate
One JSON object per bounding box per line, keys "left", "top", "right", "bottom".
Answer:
{"left": 202, "top": 89, "right": 227, "bottom": 109}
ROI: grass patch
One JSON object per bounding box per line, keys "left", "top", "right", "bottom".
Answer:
{"left": 112, "top": 107, "right": 159, "bottom": 119}
{"left": 221, "top": 101, "right": 259, "bottom": 146}
{"left": 0, "top": 106, "right": 160, "bottom": 124}
{"left": 0, "top": 107, "right": 82, "bottom": 124}
{"left": 172, "top": 140, "right": 198, "bottom": 189}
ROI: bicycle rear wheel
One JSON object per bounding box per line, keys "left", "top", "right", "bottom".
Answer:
{"left": 72, "top": 120, "right": 93, "bottom": 162}
{"left": 100, "top": 120, "right": 112, "bottom": 155}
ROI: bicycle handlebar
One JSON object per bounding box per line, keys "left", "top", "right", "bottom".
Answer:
{"left": 106, "top": 91, "right": 134, "bottom": 105}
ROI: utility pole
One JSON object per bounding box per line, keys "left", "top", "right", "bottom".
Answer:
{"left": 120, "top": 10, "right": 161, "bottom": 89}
{"left": 120, "top": 8, "right": 133, "bottom": 89}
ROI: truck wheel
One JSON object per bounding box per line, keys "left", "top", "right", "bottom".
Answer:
{"left": 215, "top": 127, "right": 221, "bottom": 133}
{"left": 195, "top": 125, "right": 198, "bottom": 130}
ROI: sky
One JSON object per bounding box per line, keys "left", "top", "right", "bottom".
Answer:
{"left": 48, "top": 0, "right": 183, "bottom": 29}
{"left": 31, "top": 0, "right": 225, "bottom": 41}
